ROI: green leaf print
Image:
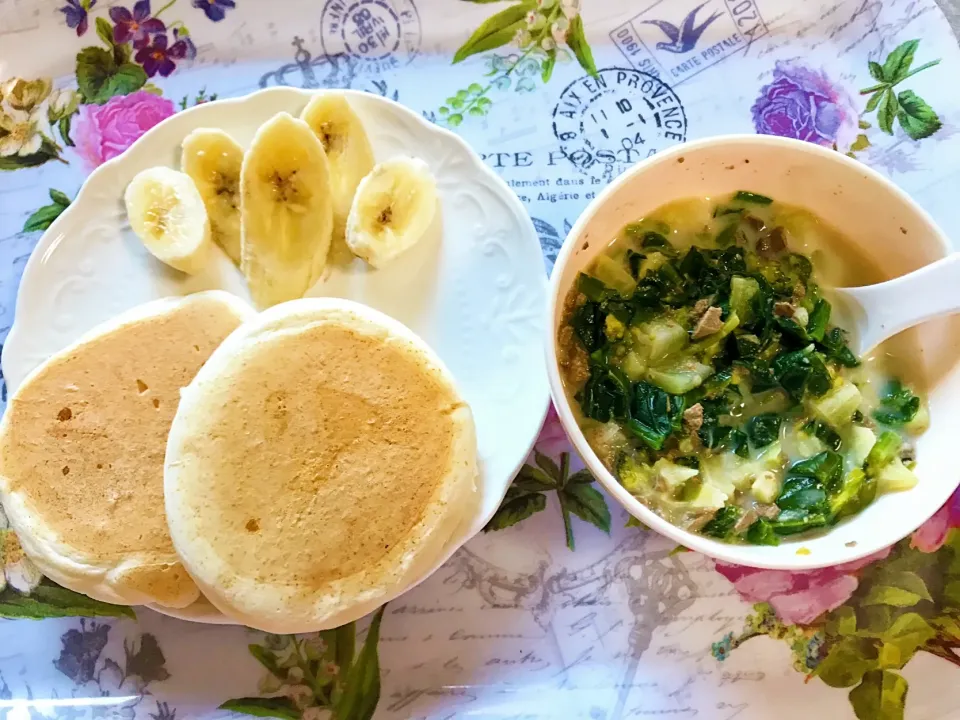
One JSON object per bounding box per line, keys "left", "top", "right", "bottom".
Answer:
{"left": 0, "top": 581, "right": 135, "bottom": 620}
{"left": 453, "top": 2, "right": 535, "bottom": 64}
{"left": 881, "top": 39, "right": 918, "bottom": 83}
{"left": 0, "top": 136, "right": 64, "bottom": 172}
{"left": 563, "top": 481, "right": 612, "bottom": 534}
{"left": 333, "top": 605, "right": 386, "bottom": 720}
{"left": 875, "top": 613, "right": 935, "bottom": 669}
{"left": 218, "top": 697, "right": 300, "bottom": 719}
{"left": 876, "top": 87, "right": 897, "bottom": 134}
{"left": 485, "top": 490, "right": 547, "bottom": 531}
{"left": 816, "top": 636, "right": 878, "bottom": 688}
{"left": 895, "top": 90, "right": 942, "bottom": 140}
{"left": 95, "top": 16, "right": 114, "bottom": 48}
{"left": 567, "top": 16, "right": 597, "bottom": 76}
{"left": 76, "top": 46, "right": 147, "bottom": 104}
{"left": 849, "top": 669, "right": 908, "bottom": 720}
{"left": 859, "top": 40, "right": 941, "bottom": 139}
{"left": 23, "top": 188, "right": 71, "bottom": 232}
{"left": 484, "top": 452, "right": 610, "bottom": 549}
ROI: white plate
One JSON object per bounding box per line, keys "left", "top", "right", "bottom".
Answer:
{"left": 3, "top": 87, "right": 549, "bottom": 624}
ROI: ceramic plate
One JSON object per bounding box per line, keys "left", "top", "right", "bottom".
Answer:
{"left": 3, "top": 87, "right": 549, "bottom": 625}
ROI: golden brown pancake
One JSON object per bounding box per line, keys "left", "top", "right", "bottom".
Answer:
{"left": 165, "top": 298, "right": 477, "bottom": 632}
{"left": 0, "top": 291, "right": 253, "bottom": 607}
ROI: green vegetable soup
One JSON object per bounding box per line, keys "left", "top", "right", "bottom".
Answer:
{"left": 557, "top": 192, "right": 928, "bottom": 545}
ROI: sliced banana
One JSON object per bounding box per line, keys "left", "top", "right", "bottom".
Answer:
{"left": 300, "top": 93, "right": 375, "bottom": 229}
{"left": 240, "top": 112, "right": 334, "bottom": 308}
{"left": 181, "top": 128, "right": 244, "bottom": 266}
{"left": 346, "top": 157, "right": 438, "bottom": 268}
{"left": 124, "top": 166, "right": 211, "bottom": 274}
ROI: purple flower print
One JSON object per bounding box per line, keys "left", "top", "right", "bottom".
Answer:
{"left": 110, "top": 1, "right": 166, "bottom": 48}
{"left": 192, "top": 0, "right": 237, "bottom": 22}
{"left": 60, "top": 0, "right": 96, "bottom": 36}
{"left": 752, "top": 62, "right": 857, "bottom": 148}
{"left": 173, "top": 28, "right": 198, "bottom": 60}
{"left": 135, "top": 33, "right": 189, "bottom": 78}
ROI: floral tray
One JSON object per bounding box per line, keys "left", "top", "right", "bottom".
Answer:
{"left": 1, "top": 0, "right": 960, "bottom": 718}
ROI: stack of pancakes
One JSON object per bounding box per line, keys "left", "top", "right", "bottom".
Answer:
{"left": 0, "top": 292, "right": 477, "bottom": 632}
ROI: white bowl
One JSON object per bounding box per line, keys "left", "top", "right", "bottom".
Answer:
{"left": 546, "top": 134, "right": 960, "bottom": 570}
{"left": 3, "top": 87, "right": 549, "bottom": 624}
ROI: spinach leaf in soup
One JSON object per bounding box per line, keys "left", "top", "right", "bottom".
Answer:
{"left": 873, "top": 380, "right": 920, "bottom": 426}
{"left": 628, "top": 382, "right": 685, "bottom": 451}
{"left": 733, "top": 190, "right": 774, "bottom": 205}
{"left": 572, "top": 301, "right": 605, "bottom": 352}
{"left": 580, "top": 366, "right": 630, "bottom": 422}
{"left": 746, "top": 413, "right": 781, "bottom": 448}
{"left": 702, "top": 506, "right": 741, "bottom": 539}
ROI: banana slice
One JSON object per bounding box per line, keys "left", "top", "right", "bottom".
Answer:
{"left": 345, "top": 157, "right": 438, "bottom": 268}
{"left": 181, "top": 128, "right": 244, "bottom": 265}
{"left": 300, "top": 93, "right": 375, "bottom": 229}
{"left": 240, "top": 112, "right": 334, "bottom": 308}
{"left": 124, "top": 167, "right": 211, "bottom": 274}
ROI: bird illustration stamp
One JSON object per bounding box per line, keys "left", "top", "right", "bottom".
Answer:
{"left": 552, "top": 68, "right": 687, "bottom": 182}
{"left": 320, "top": 0, "right": 422, "bottom": 75}
{"left": 610, "top": 0, "right": 768, "bottom": 85}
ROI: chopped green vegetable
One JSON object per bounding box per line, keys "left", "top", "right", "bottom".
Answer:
{"left": 734, "top": 190, "right": 773, "bottom": 205}
{"left": 746, "top": 517, "right": 780, "bottom": 545}
{"left": 809, "top": 380, "right": 862, "bottom": 429}
{"left": 647, "top": 358, "right": 713, "bottom": 395}
{"left": 592, "top": 255, "right": 637, "bottom": 296}
{"left": 802, "top": 420, "right": 842, "bottom": 451}
{"left": 729, "top": 276, "right": 760, "bottom": 324}
{"left": 641, "top": 231, "right": 669, "bottom": 249}
{"left": 829, "top": 468, "right": 872, "bottom": 520}
{"left": 866, "top": 430, "right": 901, "bottom": 476}
{"left": 572, "top": 301, "right": 604, "bottom": 352}
{"left": 790, "top": 450, "right": 844, "bottom": 490}
{"left": 580, "top": 367, "right": 630, "bottom": 422}
{"left": 820, "top": 327, "right": 859, "bottom": 367}
{"left": 872, "top": 380, "right": 920, "bottom": 426}
{"left": 619, "top": 455, "right": 653, "bottom": 493}
{"left": 746, "top": 413, "right": 781, "bottom": 448}
{"left": 627, "top": 382, "right": 684, "bottom": 450}
{"left": 577, "top": 273, "right": 607, "bottom": 302}
{"left": 876, "top": 458, "right": 919, "bottom": 493}
{"left": 634, "top": 319, "right": 688, "bottom": 363}
{"left": 702, "top": 506, "right": 741, "bottom": 538}
{"left": 806, "top": 299, "right": 831, "bottom": 341}
{"left": 653, "top": 458, "right": 700, "bottom": 490}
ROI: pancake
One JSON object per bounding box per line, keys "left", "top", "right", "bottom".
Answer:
{"left": 0, "top": 291, "right": 254, "bottom": 607}
{"left": 164, "top": 298, "right": 478, "bottom": 632}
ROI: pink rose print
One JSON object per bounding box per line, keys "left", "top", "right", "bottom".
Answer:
{"left": 74, "top": 90, "right": 175, "bottom": 172}
{"left": 911, "top": 486, "right": 960, "bottom": 553}
{"left": 715, "top": 548, "right": 891, "bottom": 625}
{"left": 536, "top": 403, "right": 570, "bottom": 457}
{"left": 752, "top": 62, "right": 858, "bottom": 150}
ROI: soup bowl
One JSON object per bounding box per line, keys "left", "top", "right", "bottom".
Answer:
{"left": 546, "top": 134, "right": 960, "bottom": 570}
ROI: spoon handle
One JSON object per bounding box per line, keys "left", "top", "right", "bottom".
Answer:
{"left": 851, "top": 253, "right": 960, "bottom": 352}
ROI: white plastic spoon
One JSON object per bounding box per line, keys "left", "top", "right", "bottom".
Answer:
{"left": 828, "top": 253, "right": 960, "bottom": 356}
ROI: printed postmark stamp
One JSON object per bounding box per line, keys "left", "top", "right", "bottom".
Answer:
{"left": 611, "top": 0, "right": 768, "bottom": 85}
{"left": 320, "top": 0, "right": 421, "bottom": 74}
{"left": 552, "top": 68, "right": 687, "bottom": 181}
